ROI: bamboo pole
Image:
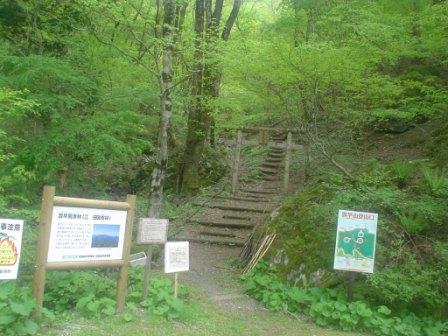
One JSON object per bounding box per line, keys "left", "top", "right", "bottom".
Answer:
{"left": 231, "top": 129, "right": 243, "bottom": 195}
{"left": 115, "top": 194, "right": 136, "bottom": 313}
{"left": 33, "top": 186, "right": 55, "bottom": 317}
{"left": 283, "top": 131, "right": 293, "bottom": 193}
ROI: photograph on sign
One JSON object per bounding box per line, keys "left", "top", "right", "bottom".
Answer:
{"left": 334, "top": 210, "right": 378, "bottom": 273}
{"left": 0, "top": 218, "right": 24, "bottom": 280}
{"left": 47, "top": 206, "right": 127, "bottom": 263}
{"left": 137, "top": 218, "right": 168, "bottom": 244}
{"left": 164, "top": 241, "right": 189, "bottom": 273}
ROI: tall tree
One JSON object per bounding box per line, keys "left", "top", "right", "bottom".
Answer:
{"left": 178, "top": 0, "right": 241, "bottom": 193}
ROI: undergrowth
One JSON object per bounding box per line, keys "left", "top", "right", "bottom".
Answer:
{"left": 0, "top": 267, "right": 188, "bottom": 335}
{"left": 243, "top": 262, "right": 448, "bottom": 336}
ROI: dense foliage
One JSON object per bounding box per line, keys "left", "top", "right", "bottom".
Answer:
{"left": 243, "top": 262, "right": 448, "bottom": 336}
{"left": 1, "top": 0, "right": 447, "bottom": 334}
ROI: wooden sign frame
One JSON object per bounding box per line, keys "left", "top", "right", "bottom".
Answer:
{"left": 32, "top": 186, "right": 136, "bottom": 316}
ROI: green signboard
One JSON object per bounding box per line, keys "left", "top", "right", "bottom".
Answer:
{"left": 334, "top": 210, "right": 378, "bottom": 273}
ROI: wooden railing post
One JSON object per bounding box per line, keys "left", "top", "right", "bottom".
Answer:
{"left": 231, "top": 129, "right": 243, "bottom": 195}
{"left": 304, "top": 143, "right": 310, "bottom": 182}
{"left": 33, "top": 185, "right": 55, "bottom": 317}
{"left": 258, "top": 130, "right": 268, "bottom": 145}
{"left": 283, "top": 131, "right": 293, "bottom": 193}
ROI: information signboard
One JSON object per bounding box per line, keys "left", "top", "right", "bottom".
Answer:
{"left": 0, "top": 218, "right": 24, "bottom": 280}
{"left": 137, "top": 218, "right": 168, "bottom": 244}
{"left": 164, "top": 241, "right": 189, "bottom": 273}
{"left": 334, "top": 210, "right": 378, "bottom": 273}
{"left": 47, "top": 206, "right": 127, "bottom": 263}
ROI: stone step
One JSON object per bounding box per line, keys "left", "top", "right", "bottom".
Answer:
{"left": 269, "top": 153, "right": 284, "bottom": 159}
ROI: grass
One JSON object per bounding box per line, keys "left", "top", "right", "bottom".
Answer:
{"left": 39, "top": 288, "right": 364, "bottom": 336}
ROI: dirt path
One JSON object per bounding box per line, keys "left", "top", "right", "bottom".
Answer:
{"left": 181, "top": 242, "right": 263, "bottom": 312}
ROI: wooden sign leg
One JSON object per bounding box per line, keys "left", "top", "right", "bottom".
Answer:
{"left": 33, "top": 186, "right": 55, "bottom": 317}
{"left": 174, "top": 273, "right": 178, "bottom": 298}
{"left": 347, "top": 271, "right": 356, "bottom": 302}
{"left": 142, "top": 246, "right": 152, "bottom": 300}
{"left": 116, "top": 194, "right": 136, "bottom": 313}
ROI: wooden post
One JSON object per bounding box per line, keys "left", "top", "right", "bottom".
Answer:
{"left": 304, "top": 143, "right": 310, "bottom": 182}
{"left": 347, "top": 271, "right": 356, "bottom": 302}
{"left": 174, "top": 272, "right": 178, "bottom": 298}
{"left": 283, "top": 131, "right": 293, "bottom": 193}
{"left": 142, "top": 247, "right": 152, "bottom": 300}
{"left": 231, "top": 129, "right": 243, "bottom": 195}
{"left": 33, "top": 185, "right": 55, "bottom": 317}
{"left": 115, "top": 194, "right": 136, "bottom": 313}
{"left": 258, "top": 130, "right": 268, "bottom": 145}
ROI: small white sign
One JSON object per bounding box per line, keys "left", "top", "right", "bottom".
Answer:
{"left": 47, "top": 206, "right": 127, "bottom": 263}
{"left": 164, "top": 241, "right": 189, "bottom": 273}
{"left": 0, "top": 218, "right": 24, "bottom": 280}
{"left": 334, "top": 210, "right": 378, "bottom": 273}
{"left": 137, "top": 218, "right": 168, "bottom": 244}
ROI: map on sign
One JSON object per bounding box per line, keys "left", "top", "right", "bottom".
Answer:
{"left": 47, "top": 206, "right": 127, "bottom": 263}
{"left": 0, "top": 218, "right": 24, "bottom": 280}
{"left": 334, "top": 210, "right": 378, "bottom": 273}
{"left": 164, "top": 241, "right": 189, "bottom": 273}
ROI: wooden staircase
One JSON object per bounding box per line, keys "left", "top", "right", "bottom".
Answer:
{"left": 175, "top": 133, "right": 287, "bottom": 246}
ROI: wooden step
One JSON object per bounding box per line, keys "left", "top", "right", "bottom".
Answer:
{"left": 199, "top": 227, "right": 251, "bottom": 239}
{"left": 260, "top": 167, "right": 278, "bottom": 175}
{"left": 174, "top": 235, "right": 244, "bottom": 246}
{"left": 240, "top": 189, "right": 278, "bottom": 195}
{"left": 205, "top": 204, "right": 271, "bottom": 213}
{"left": 215, "top": 195, "right": 270, "bottom": 203}
{"left": 189, "top": 219, "right": 253, "bottom": 229}
{"left": 262, "top": 162, "right": 281, "bottom": 169}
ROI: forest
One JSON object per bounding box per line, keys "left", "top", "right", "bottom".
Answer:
{"left": 0, "top": 0, "right": 447, "bottom": 335}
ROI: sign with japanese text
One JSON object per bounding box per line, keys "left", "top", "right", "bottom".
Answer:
{"left": 334, "top": 210, "right": 378, "bottom": 273}
{"left": 164, "top": 241, "right": 189, "bottom": 273}
{"left": 0, "top": 218, "right": 24, "bottom": 279}
{"left": 137, "top": 218, "right": 168, "bottom": 244}
{"left": 47, "top": 206, "right": 127, "bottom": 263}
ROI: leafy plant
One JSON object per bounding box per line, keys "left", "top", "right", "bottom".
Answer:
{"left": 390, "top": 160, "right": 414, "bottom": 187}
{"left": 0, "top": 282, "right": 39, "bottom": 335}
{"left": 420, "top": 166, "right": 447, "bottom": 196}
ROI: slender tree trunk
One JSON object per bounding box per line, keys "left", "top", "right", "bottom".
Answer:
{"left": 147, "top": 0, "right": 176, "bottom": 217}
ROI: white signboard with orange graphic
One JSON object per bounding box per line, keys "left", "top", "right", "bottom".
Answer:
{"left": 0, "top": 218, "right": 24, "bottom": 279}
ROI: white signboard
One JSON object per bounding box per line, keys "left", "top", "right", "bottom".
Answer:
{"left": 0, "top": 218, "right": 24, "bottom": 279}
{"left": 47, "top": 206, "right": 127, "bottom": 263}
{"left": 137, "top": 218, "right": 168, "bottom": 244}
{"left": 164, "top": 241, "right": 189, "bottom": 273}
{"left": 334, "top": 210, "right": 378, "bottom": 273}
